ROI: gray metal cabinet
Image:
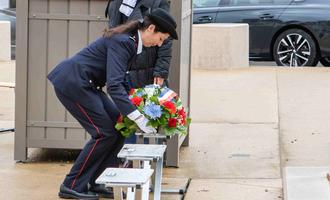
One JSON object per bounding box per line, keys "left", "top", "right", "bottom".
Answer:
{"left": 15, "top": 0, "right": 192, "bottom": 167}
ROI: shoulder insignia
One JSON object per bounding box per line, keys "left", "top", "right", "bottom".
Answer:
{"left": 129, "top": 36, "right": 136, "bottom": 42}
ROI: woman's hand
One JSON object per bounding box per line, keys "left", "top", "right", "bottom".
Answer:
{"left": 127, "top": 110, "right": 157, "bottom": 134}
{"left": 154, "top": 77, "right": 164, "bottom": 86}
{"left": 134, "top": 115, "right": 157, "bottom": 134}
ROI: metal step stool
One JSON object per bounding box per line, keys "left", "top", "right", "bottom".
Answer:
{"left": 96, "top": 168, "right": 154, "bottom": 200}
{"left": 135, "top": 132, "right": 176, "bottom": 167}
{"left": 134, "top": 133, "right": 189, "bottom": 194}
{"left": 135, "top": 132, "right": 169, "bottom": 145}
{"left": 118, "top": 144, "right": 166, "bottom": 200}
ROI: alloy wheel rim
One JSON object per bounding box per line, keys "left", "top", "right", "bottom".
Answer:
{"left": 324, "top": 57, "right": 330, "bottom": 63}
{"left": 276, "top": 33, "right": 311, "bottom": 67}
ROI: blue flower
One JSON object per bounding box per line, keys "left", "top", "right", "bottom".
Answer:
{"left": 136, "top": 91, "right": 144, "bottom": 97}
{"left": 143, "top": 103, "right": 162, "bottom": 119}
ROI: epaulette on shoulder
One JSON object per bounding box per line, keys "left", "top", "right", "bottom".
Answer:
{"left": 129, "top": 36, "right": 136, "bottom": 42}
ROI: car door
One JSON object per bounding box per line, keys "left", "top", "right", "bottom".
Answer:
{"left": 215, "top": 0, "right": 292, "bottom": 58}
{"left": 193, "top": 0, "right": 222, "bottom": 24}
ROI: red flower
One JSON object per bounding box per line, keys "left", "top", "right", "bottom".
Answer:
{"left": 163, "top": 101, "right": 176, "bottom": 114}
{"left": 177, "top": 108, "right": 187, "bottom": 126}
{"left": 168, "top": 118, "right": 177, "bottom": 127}
{"left": 131, "top": 96, "right": 143, "bottom": 106}
{"left": 178, "top": 108, "right": 186, "bottom": 118}
{"left": 117, "top": 115, "right": 123, "bottom": 123}
{"left": 129, "top": 88, "right": 135, "bottom": 96}
{"left": 181, "top": 118, "right": 187, "bottom": 126}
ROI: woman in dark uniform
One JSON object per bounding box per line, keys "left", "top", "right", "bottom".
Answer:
{"left": 47, "top": 8, "right": 178, "bottom": 200}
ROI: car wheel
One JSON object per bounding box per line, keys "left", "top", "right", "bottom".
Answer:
{"left": 320, "top": 57, "right": 330, "bottom": 66}
{"left": 273, "top": 29, "right": 318, "bottom": 67}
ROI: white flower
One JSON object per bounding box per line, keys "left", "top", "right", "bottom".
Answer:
{"left": 144, "top": 87, "right": 156, "bottom": 98}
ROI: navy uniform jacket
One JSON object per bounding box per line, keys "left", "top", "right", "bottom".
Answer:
{"left": 106, "top": 0, "right": 173, "bottom": 88}
{"left": 47, "top": 34, "right": 138, "bottom": 116}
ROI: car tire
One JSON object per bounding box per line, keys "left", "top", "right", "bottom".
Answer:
{"left": 320, "top": 57, "right": 330, "bottom": 67}
{"left": 273, "top": 29, "right": 319, "bottom": 67}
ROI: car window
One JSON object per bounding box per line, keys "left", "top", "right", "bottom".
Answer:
{"left": 228, "top": 0, "right": 292, "bottom": 6}
{"left": 193, "top": 0, "right": 222, "bottom": 7}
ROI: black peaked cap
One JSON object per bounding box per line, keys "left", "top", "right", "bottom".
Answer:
{"left": 147, "top": 8, "right": 178, "bottom": 40}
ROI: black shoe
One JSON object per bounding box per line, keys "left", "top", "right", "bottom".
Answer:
{"left": 90, "top": 184, "right": 114, "bottom": 198}
{"left": 59, "top": 184, "right": 99, "bottom": 199}
{"left": 90, "top": 184, "right": 126, "bottom": 199}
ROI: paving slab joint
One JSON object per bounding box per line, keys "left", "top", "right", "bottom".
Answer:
{"left": 181, "top": 178, "right": 192, "bottom": 199}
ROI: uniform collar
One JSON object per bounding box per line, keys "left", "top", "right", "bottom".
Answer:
{"left": 137, "top": 30, "right": 143, "bottom": 55}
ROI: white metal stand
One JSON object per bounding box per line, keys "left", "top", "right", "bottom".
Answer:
{"left": 95, "top": 168, "right": 154, "bottom": 200}
{"left": 118, "top": 144, "right": 166, "bottom": 200}
{"left": 135, "top": 133, "right": 187, "bottom": 194}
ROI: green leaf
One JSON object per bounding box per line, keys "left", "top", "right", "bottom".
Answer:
{"left": 123, "top": 117, "right": 130, "bottom": 124}
{"left": 120, "top": 126, "right": 137, "bottom": 138}
{"left": 148, "top": 119, "right": 159, "bottom": 128}
{"left": 160, "top": 117, "right": 167, "bottom": 126}
{"left": 115, "top": 123, "right": 126, "bottom": 130}
{"left": 177, "top": 125, "right": 186, "bottom": 132}
{"left": 163, "top": 127, "right": 177, "bottom": 136}
{"left": 164, "top": 112, "right": 170, "bottom": 119}
{"left": 123, "top": 118, "right": 135, "bottom": 126}
{"left": 149, "top": 96, "right": 158, "bottom": 103}
{"left": 163, "top": 127, "right": 170, "bottom": 136}
{"left": 122, "top": 129, "right": 131, "bottom": 137}
{"left": 128, "top": 124, "right": 138, "bottom": 130}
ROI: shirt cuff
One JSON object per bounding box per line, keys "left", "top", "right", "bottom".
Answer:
{"left": 127, "top": 109, "right": 142, "bottom": 120}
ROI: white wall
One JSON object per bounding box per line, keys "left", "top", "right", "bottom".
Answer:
{"left": 0, "top": 0, "right": 9, "bottom": 9}
{"left": 192, "top": 23, "right": 249, "bottom": 69}
{"left": 0, "top": 21, "right": 11, "bottom": 61}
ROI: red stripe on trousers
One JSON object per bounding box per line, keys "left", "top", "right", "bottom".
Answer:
{"left": 76, "top": 103, "right": 103, "bottom": 138}
{"left": 70, "top": 103, "right": 104, "bottom": 189}
{"left": 70, "top": 139, "right": 100, "bottom": 189}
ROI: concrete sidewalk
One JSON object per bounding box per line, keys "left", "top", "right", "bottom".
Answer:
{"left": 1, "top": 61, "right": 330, "bottom": 199}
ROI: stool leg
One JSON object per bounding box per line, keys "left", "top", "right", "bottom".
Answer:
{"left": 150, "top": 162, "right": 156, "bottom": 192}
{"left": 141, "top": 182, "right": 150, "bottom": 200}
{"left": 132, "top": 159, "right": 142, "bottom": 200}
{"left": 142, "top": 161, "right": 151, "bottom": 200}
{"left": 113, "top": 187, "right": 124, "bottom": 200}
{"left": 136, "top": 161, "right": 151, "bottom": 200}
{"left": 153, "top": 158, "right": 163, "bottom": 200}
{"left": 127, "top": 187, "right": 136, "bottom": 200}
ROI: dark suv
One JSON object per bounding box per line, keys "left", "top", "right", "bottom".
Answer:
{"left": 193, "top": 0, "right": 330, "bottom": 67}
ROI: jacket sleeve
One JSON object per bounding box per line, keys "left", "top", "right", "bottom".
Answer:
{"left": 106, "top": 37, "right": 137, "bottom": 116}
{"left": 153, "top": 38, "right": 173, "bottom": 79}
{"left": 108, "top": 0, "right": 123, "bottom": 27}
{"left": 152, "top": 0, "right": 173, "bottom": 79}
{"left": 158, "top": 0, "right": 170, "bottom": 11}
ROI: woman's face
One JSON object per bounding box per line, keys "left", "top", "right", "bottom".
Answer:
{"left": 141, "top": 24, "right": 170, "bottom": 47}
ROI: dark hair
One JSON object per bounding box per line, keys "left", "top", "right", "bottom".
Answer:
{"left": 103, "top": 16, "right": 166, "bottom": 38}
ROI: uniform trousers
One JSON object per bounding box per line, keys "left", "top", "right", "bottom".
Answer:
{"left": 54, "top": 87, "right": 125, "bottom": 193}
